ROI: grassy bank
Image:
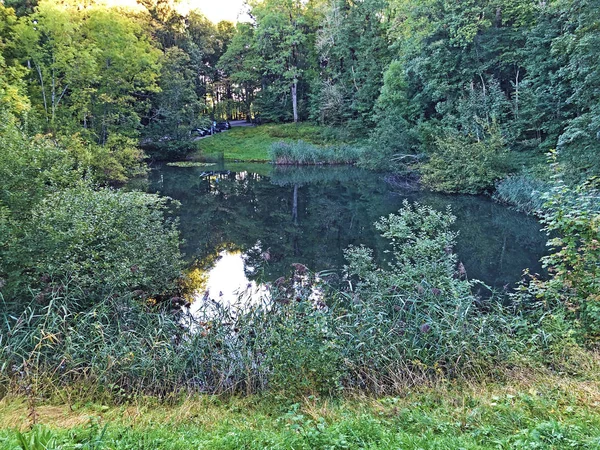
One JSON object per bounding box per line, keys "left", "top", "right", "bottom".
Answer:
{"left": 193, "top": 123, "right": 352, "bottom": 162}
{"left": 2, "top": 372, "right": 600, "bottom": 449}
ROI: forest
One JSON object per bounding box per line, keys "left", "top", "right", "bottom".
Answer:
{"left": 0, "top": 0, "right": 599, "bottom": 448}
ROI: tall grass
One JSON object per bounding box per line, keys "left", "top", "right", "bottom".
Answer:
{"left": 3, "top": 200, "right": 590, "bottom": 402}
{"left": 0, "top": 276, "right": 520, "bottom": 400}
{"left": 1, "top": 202, "right": 544, "bottom": 400}
{"left": 493, "top": 174, "right": 550, "bottom": 215}
{"left": 269, "top": 140, "right": 364, "bottom": 165}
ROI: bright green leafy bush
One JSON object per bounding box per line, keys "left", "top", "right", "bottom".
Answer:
{"left": 1, "top": 187, "right": 183, "bottom": 307}
{"left": 421, "top": 129, "right": 512, "bottom": 194}
{"left": 0, "top": 119, "right": 80, "bottom": 216}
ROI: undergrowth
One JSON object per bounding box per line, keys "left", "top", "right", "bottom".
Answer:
{"left": 493, "top": 174, "right": 551, "bottom": 215}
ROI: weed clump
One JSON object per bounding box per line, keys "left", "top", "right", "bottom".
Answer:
{"left": 493, "top": 174, "right": 550, "bottom": 215}
{"left": 269, "top": 140, "right": 364, "bottom": 165}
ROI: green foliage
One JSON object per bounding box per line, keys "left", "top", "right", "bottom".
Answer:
{"left": 15, "top": 426, "right": 58, "bottom": 450}
{"left": 368, "top": 0, "right": 600, "bottom": 179}
{"left": 0, "top": 118, "right": 80, "bottom": 216}
{"left": 142, "top": 47, "right": 206, "bottom": 160}
{"left": 244, "top": 0, "right": 320, "bottom": 122}
{"left": 13, "top": 0, "right": 161, "bottom": 142}
{"left": 421, "top": 129, "right": 511, "bottom": 194}
{"left": 2, "top": 186, "right": 183, "bottom": 306}
{"left": 60, "top": 133, "right": 147, "bottom": 185}
{"left": 217, "top": 22, "right": 261, "bottom": 120}
{"left": 269, "top": 140, "right": 363, "bottom": 165}
{"left": 1, "top": 291, "right": 188, "bottom": 397}
{"left": 493, "top": 174, "right": 550, "bottom": 215}
{"left": 265, "top": 280, "right": 345, "bottom": 396}
{"left": 343, "top": 201, "right": 518, "bottom": 381}
{"left": 313, "top": 0, "right": 392, "bottom": 130}
{"left": 0, "top": 4, "right": 29, "bottom": 118}
{"left": 538, "top": 173, "right": 600, "bottom": 342}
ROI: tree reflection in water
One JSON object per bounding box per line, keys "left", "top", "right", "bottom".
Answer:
{"left": 141, "top": 163, "right": 547, "bottom": 300}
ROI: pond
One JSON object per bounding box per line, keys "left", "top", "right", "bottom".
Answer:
{"left": 137, "top": 162, "right": 547, "bottom": 306}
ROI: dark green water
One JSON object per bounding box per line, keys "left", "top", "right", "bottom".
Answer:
{"left": 138, "top": 163, "right": 546, "bottom": 297}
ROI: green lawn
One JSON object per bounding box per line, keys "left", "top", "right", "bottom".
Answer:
{"left": 2, "top": 374, "right": 600, "bottom": 449}
{"left": 193, "top": 123, "right": 340, "bottom": 162}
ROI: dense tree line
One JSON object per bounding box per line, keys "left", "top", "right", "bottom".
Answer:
{"left": 1, "top": 0, "right": 597, "bottom": 183}
{"left": 0, "top": 0, "right": 235, "bottom": 164}
{"left": 220, "top": 0, "right": 598, "bottom": 186}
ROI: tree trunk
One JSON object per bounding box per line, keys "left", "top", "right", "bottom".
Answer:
{"left": 34, "top": 62, "right": 48, "bottom": 123}
{"left": 291, "top": 79, "right": 298, "bottom": 123}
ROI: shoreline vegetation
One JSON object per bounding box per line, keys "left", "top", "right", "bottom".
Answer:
{"left": 193, "top": 124, "right": 549, "bottom": 213}
{"left": 269, "top": 140, "right": 364, "bottom": 165}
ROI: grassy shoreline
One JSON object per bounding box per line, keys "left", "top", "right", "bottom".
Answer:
{"left": 192, "top": 123, "right": 357, "bottom": 162}
{"left": 2, "top": 370, "right": 600, "bottom": 449}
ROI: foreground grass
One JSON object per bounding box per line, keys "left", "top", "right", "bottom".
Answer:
{"left": 2, "top": 372, "right": 600, "bottom": 449}
{"left": 193, "top": 123, "right": 338, "bottom": 162}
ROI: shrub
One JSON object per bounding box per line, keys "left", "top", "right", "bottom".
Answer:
{"left": 539, "top": 176, "right": 600, "bottom": 342}
{"left": 0, "top": 121, "right": 80, "bottom": 216}
{"left": 508, "top": 156, "right": 600, "bottom": 357}
{"left": 493, "top": 174, "right": 550, "bottom": 215}
{"left": 1, "top": 186, "right": 183, "bottom": 307}
{"left": 421, "top": 128, "right": 512, "bottom": 194}
{"left": 342, "top": 201, "right": 518, "bottom": 384}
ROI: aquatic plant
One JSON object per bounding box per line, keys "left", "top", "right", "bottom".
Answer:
{"left": 269, "top": 140, "right": 364, "bottom": 165}
{"left": 493, "top": 174, "right": 550, "bottom": 215}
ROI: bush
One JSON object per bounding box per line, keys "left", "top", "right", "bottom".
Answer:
{"left": 1, "top": 186, "right": 183, "bottom": 307}
{"left": 0, "top": 120, "right": 80, "bottom": 216}
{"left": 507, "top": 156, "right": 600, "bottom": 359}
{"left": 421, "top": 128, "right": 512, "bottom": 194}
{"left": 493, "top": 174, "right": 550, "bottom": 215}
{"left": 538, "top": 175, "right": 600, "bottom": 342}
{"left": 342, "top": 201, "right": 518, "bottom": 384}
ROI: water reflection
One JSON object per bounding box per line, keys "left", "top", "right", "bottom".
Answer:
{"left": 188, "top": 250, "right": 269, "bottom": 316}
{"left": 142, "top": 163, "right": 547, "bottom": 292}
